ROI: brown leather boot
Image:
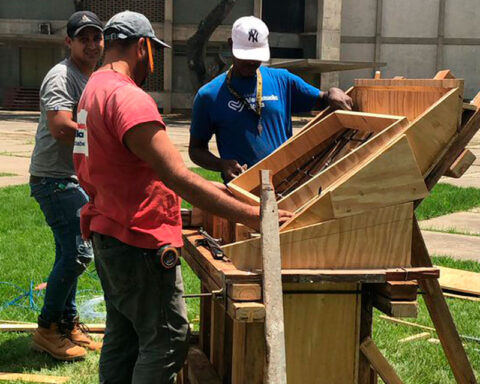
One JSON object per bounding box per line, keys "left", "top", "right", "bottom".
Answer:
{"left": 32, "top": 317, "right": 87, "bottom": 361}
{"left": 62, "top": 317, "right": 102, "bottom": 351}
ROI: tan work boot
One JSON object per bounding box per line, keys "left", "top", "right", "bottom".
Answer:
{"left": 62, "top": 317, "right": 102, "bottom": 351}
{"left": 32, "top": 318, "right": 87, "bottom": 361}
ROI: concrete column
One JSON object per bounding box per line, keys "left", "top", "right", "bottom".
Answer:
{"left": 254, "top": 0, "right": 262, "bottom": 18}
{"left": 436, "top": 0, "right": 446, "bottom": 71}
{"left": 373, "top": 0, "right": 383, "bottom": 76}
{"left": 163, "top": 0, "right": 173, "bottom": 113}
{"left": 316, "top": 0, "right": 343, "bottom": 89}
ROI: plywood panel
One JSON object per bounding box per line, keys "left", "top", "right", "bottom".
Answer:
{"left": 284, "top": 286, "right": 361, "bottom": 384}
{"left": 403, "top": 88, "right": 462, "bottom": 175}
{"left": 223, "top": 203, "right": 413, "bottom": 271}
{"left": 437, "top": 266, "right": 480, "bottom": 296}
{"left": 277, "top": 117, "right": 409, "bottom": 212}
{"left": 284, "top": 136, "right": 427, "bottom": 229}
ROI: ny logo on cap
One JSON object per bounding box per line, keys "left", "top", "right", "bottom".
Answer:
{"left": 248, "top": 29, "right": 259, "bottom": 43}
{"left": 81, "top": 15, "right": 92, "bottom": 23}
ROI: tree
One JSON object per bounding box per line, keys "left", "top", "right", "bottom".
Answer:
{"left": 186, "top": 0, "right": 236, "bottom": 91}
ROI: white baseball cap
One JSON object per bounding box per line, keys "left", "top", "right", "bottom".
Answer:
{"left": 231, "top": 16, "right": 270, "bottom": 62}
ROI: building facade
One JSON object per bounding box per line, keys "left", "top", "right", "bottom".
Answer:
{"left": 0, "top": 0, "right": 478, "bottom": 111}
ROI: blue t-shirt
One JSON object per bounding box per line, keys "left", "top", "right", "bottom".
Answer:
{"left": 190, "top": 66, "right": 320, "bottom": 168}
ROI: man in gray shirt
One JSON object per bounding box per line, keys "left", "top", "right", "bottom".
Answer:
{"left": 29, "top": 11, "right": 104, "bottom": 361}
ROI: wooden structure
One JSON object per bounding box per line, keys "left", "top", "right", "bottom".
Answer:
{"left": 182, "top": 70, "right": 480, "bottom": 383}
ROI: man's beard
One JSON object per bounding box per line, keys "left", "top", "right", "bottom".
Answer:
{"left": 134, "top": 55, "right": 149, "bottom": 87}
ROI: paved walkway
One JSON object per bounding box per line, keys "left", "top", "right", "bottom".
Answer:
{"left": 1, "top": 110, "right": 479, "bottom": 262}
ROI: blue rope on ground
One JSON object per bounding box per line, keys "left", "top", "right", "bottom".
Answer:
{"left": 0, "top": 280, "right": 44, "bottom": 312}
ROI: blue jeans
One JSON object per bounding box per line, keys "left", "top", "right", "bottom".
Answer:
{"left": 30, "top": 177, "right": 93, "bottom": 323}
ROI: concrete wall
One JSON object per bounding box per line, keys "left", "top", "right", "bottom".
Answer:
{"left": 340, "top": 0, "right": 480, "bottom": 98}
{"left": 173, "top": 0, "right": 253, "bottom": 25}
{"left": 0, "top": 0, "right": 74, "bottom": 20}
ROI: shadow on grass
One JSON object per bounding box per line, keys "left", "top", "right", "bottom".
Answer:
{"left": 0, "top": 333, "right": 65, "bottom": 372}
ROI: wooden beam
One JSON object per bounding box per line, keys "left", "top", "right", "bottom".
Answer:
{"left": 227, "top": 284, "right": 262, "bottom": 301}
{"left": 372, "top": 281, "right": 418, "bottom": 301}
{"left": 0, "top": 373, "right": 69, "bottom": 383}
{"left": 372, "top": 294, "right": 418, "bottom": 318}
{"left": 358, "top": 291, "right": 377, "bottom": 384}
{"left": 444, "top": 149, "right": 476, "bottom": 178}
{"left": 435, "top": 0, "right": 446, "bottom": 71}
{"left": 227, "top": 301, "right": 265, "bottom": 322}
{"left": 412, "top": 218, "right": 478, "bottom": 384}
{"left": 260, "top": 170, "right": 287, "bottom": 384}
{"left": 187, "top": 346, "right": 222, "bottom": 384}
{"left": 360, "top": 338, "right": 404, "bottom": 384}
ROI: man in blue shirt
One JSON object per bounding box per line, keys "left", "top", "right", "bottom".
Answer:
{"left": 189, "top": 16, "right": 353, "bottom": 182}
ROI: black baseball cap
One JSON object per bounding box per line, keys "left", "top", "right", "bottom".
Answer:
{"left": 103, "top": 10, "right": 171, "bottom": 49}
{"left": 67, "top": 11, "right": 103, "bottom": 38}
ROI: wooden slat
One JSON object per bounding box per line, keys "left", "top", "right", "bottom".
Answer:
{"left": 0, "top": 323, "right": 105, "bottom": 333}
{"left": 437, "top": 266, "right": 480, "bottom": 296}
{"left": 372, "top": 294, "right": 418, "bottom": 318}
{"left": 186, "top": 347, "right": 222, "bottom": 384}
{"left": 209, "top": 300, "right": 226, "bottom": 380}
{"left": 0, "top": 373, "right": 69, "bottom": 384}
{"left": 360, "top": 338, "right": 404, "bottom": 384}
{"left": 444, "top": 149, "right": 476, "bottom": 178}
{"left": 399, "top": 332, "right": 431, "bottom": 343}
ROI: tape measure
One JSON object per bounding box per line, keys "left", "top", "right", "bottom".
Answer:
{"left": 157, "top": 245, "right": 180, "bottom": 269}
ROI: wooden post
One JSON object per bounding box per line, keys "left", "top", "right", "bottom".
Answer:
{"left": 412, "top": 218, "right": 477, "bottom": 384}
{"left": 360, "top": 338, "right": 404, "bottom": 384}
{"left": 260, "top": 170, "right": 287, "bottom": 384}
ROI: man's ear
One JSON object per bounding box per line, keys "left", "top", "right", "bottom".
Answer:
{"left": 65, "top": 36, "right": 73, "bottom": 49}
{"left": 137, "top": 37, "right": 147, "bottom": 60}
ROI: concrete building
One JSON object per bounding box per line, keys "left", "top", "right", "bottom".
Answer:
{"left": 0, "top": 0, "right": 479, "bottom": 111}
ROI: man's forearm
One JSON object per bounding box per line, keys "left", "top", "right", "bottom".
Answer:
{"left": 189, "top": 147, "right": 225, "bottom": 172}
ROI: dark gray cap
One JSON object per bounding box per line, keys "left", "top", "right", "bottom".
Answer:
{"left": 67, "top": 11, "right": 103, "bottom": 38}
{"left": 103, "top": 10, "right": 170, "bottom": 49}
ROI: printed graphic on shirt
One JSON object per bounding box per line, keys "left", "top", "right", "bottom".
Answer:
{"left": 73, "top": 109, "right": 88, "bottom": 156}
{"left": 227, "top": 94, "right": 279, "bottom": 113}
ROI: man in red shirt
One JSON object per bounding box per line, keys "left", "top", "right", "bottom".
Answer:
{"left": 73, "top": 11, "right": 291, "bottom": 383}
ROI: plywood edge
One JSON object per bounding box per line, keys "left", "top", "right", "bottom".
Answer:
{"left": 227, "top": 183, "right": 260, "bottom": 206}
{"left": 354, "top": 78, "right": 462, "bottom": 89}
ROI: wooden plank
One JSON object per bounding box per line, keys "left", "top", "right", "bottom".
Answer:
{"left": 223, "top": 203, "right": 413, "bottom": 271}
{"left": 360, "top": 337, "right": 404, "bottom": 384}
{"left": 373, "top": 281, "right": 418, "bottom": 301}
{"left": 199, "top": 284, "right": 212, "bottom": 356}
{"left": 283, "top": 135, "right": 427, "bottom": 229}
{"left": 0, "top": 373, "right": 69, "bottom": 384}
{"left": 444, "top": 149, "right": 476, "bottom": 178}
{"left": 372, "top": 294, "right": 418, "bottom": 318}
{"left": 260, "top": 170, "right": 287, "bottom": 384}
{"left": 231, "top": 321, "right": 246, "bottom": 384}
{"left": 437, "top": 266, "right": 480, "bottom": 296}
{"left": 209, "top": 300, "right": 226, "bottom": 380}
{"left": 411, "top": 218, "right": 478, "bottom": 384}
{"left": 358, "top": 290, "right": 375, "bottom": 384}
{"left": 399, "top": 332, "right": 431, "bottom": 343}
{"left": 434, "top": 69, "right": 455, "bottom": 80}
{"left": 186, "top": 347, "right": 222, "bottom": 384}
{"left": 227, "top": 284, "right": 262, "bottom": 301}
{"left": 354, "top": 78, "right": 461, "bottom": 89}
{"left": 284, "top": 285, "right": 361, "bottom": 383}
{"left": 0, "top": 323, "right": 105, "bottom": 333}
{"left": 227, "top": 301, "right": 265, "bottom": 322}
{"left": 444, "top": 292, "right": 480, "bottom": 302}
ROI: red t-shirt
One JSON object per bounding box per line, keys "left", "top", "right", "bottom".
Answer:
{"left": 73, "top": 70, "right": 183, "bottom": 249}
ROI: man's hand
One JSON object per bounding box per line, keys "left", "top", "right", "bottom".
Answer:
{"left": 278, "top": 209, "right": 293, "bottom": 225}
{"left": 221, "top": 159, "right": 247, "bottom": 182}
{"left": 325, "top": 88, "right": 353, "bottom": 111}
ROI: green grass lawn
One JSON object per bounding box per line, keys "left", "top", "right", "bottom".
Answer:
{"left": 0, "top": 180, "right": 479, "bottom": 382}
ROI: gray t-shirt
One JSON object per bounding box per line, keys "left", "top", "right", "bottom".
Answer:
{"left": 29, "top": 58, "right": 88, "bottom": 178}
